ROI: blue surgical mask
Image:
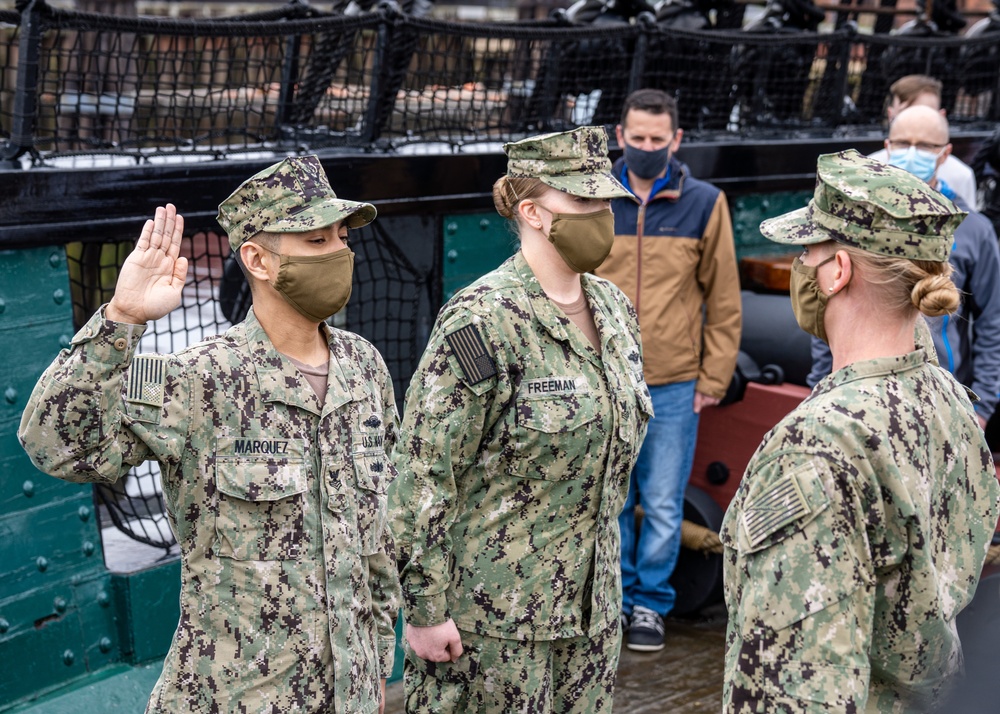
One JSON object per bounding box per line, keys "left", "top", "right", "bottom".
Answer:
{"left": 888, "top": 145, "right": 942, "bottom": 183}
{"left": 624, "top": 144, "right": 671, "bottom": 180}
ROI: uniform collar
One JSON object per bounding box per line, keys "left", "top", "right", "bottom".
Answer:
{"left": 584, "top": 278, "right": 623, "bottom": 356}
{"left": 242, "top": 308, "right": 353, "bottom": 417}
{"left": 511, "top": 251, "right": 619, "bottom": 363}
{"left": 813, "top": 349, "right": 928, "bottom": 396}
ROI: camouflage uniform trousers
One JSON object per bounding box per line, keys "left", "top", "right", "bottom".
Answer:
{"left": 403, "top": 620, "right": 621, "bottom": 714}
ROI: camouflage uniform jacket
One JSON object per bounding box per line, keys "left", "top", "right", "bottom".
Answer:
{"left": 391, "top": 251, "right": 651, "bottom": 641}
{"left": 721, "top": 350, "right": 1000, "bottom": 713}
{"left": 18, "top": 306, "right": 400, "bottom": 714}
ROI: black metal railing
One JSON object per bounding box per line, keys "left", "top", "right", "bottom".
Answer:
{"left": 2, "top": 0, "right": 999, "bottom": 163}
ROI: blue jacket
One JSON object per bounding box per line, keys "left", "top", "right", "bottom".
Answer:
{"left": 808, "top": 196, "right": 1000, "bottom": 421}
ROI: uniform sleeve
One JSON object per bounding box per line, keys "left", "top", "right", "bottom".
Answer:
{"left": 964, "top": 219, "right": 1000, "bottom": 421}
{"left": 697, "top": 191, "right": 743, "bottom": 398}
{"left": 389, "top": 310, "right": 510, "bottom": 627}
{"left": 721, "top": 450, "right": 877, "bottom": 713}
{"left": 369, "top": 360, "right": 403, "bottom": 675}
{"left": 17, "top": 306, "right": 169, "bottom": 483}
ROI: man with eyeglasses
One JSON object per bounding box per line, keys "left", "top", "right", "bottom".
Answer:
{"left": 867, "top": 74, "right": 978, "bottom": 209}
{"left": 807, "top": 105, "right": 1000, "bottom": 431}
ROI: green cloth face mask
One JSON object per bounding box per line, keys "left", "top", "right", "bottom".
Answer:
{"left": 541, "top": 207, "right": 615, "bottom": 274}
{"left": 789, "top": 254, "right": 835, "bottom": 343}
{"left": 270, "top": 249, "right": 355, "bottom": 322}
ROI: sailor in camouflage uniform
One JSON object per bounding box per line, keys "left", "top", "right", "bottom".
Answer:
{"left": 18, "top": 156, "right": 401, "bottom": 714}
{"left": 721, "top": 150, "right": 1000, "bottom": 713}
{"left": 389, "top": 127, "right": 651, "bottom": 713}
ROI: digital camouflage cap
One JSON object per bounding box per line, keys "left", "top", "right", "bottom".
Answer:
{"left": 760, "top": 149, "right": 966, "bottom": 262}
{"left": 217, "top": 155, "right": 377, "bottom": 251}
{"left": 504, "top": 127, "right": 631, "bottom": 200}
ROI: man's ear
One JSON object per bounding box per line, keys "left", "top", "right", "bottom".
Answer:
{"left": 240, "top": 242, "right": 272, "bottom": 283}
{"left": 615, "top": 124, "right": 625, "bottom": 148}
{"left": 671, "top": 128, "right": 683, "bottom": 152}
{"left": 939, "top": 143, "right": 953, "bottom": 166}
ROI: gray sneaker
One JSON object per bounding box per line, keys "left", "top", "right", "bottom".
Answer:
{"left": 620, "top": 611, "right": 630, "bottom": 634}
{"left": 626, "top": 606, "right": 665, "bottom": 652}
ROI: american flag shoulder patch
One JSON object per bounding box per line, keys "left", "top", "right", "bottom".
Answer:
{"left": 741, "top": 471, "right": 812, "bottom": 549}
{"left": 126, "top": 354, "right": 166, "bottom": 408}
{"left": 445, "top": 324, "right": 497, "bottom": 385}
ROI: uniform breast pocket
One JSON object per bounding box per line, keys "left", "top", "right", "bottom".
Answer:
{"left": 215, "top": 456, "right": 307, "bottom": 561}
{"left": 619, "top": 374, "right": 654, "bottom": 442}
{"left": 350, "top": 450, "right": 391, "bottom": 556}
{"left": 510, "top": 391, "right": 597, "bottom": 481}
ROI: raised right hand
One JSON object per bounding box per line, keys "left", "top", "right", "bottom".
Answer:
{"left": 106, "top": 204, "right": 188, "bottom": 324}
{"left": 405, "top": 619, "right": 464, "bottom": 663}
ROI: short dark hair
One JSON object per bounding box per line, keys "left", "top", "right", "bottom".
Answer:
{"left": 620, "top": 89, "right": 679, "bottom": 132}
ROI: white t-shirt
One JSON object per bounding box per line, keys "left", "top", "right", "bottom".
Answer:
{"left": 869, "top": 148, "right": 978, "bottom": 208}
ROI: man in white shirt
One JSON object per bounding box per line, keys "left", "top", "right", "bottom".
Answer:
{"left": 868, "top": 74, "right": 978, "bottom": 208}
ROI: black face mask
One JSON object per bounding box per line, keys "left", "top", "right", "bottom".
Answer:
{"left": 624, "top": 144, "right": 670, "bottom": 180}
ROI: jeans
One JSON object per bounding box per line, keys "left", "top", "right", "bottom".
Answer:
{"left": 619, "top": 380, "right": 699, "bottom": 617}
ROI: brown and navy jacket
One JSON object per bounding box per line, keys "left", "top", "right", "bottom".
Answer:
{"left": 596, "top": 156, "right": 742, "bottom": 397}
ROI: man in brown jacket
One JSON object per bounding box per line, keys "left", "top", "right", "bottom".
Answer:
{"left": 596, "top": 88, "right": 741, "bottom": 652}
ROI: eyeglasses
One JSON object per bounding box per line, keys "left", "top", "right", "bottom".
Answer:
{"left": 886, "top": 140, "right": 946, "bottom": 153}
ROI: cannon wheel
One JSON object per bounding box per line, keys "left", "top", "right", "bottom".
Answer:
{"left": 669, "top": 485, "right": 726, "bottom": 616}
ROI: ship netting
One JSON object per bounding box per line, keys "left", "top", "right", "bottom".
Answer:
{"left": 2, "top": 1, "right": 1000, "bottom": 162}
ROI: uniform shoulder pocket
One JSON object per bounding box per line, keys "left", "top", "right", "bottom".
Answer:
{"left": 738, "top": 460, "right": 830, "bottom": 554}
{"left": 728, "top": 456, "right": 872, "bottom": 635}
{"left": 124, "top": 400, "right": 163, "bottom": 425}
{"left": 438, "top": 315, "right": 498, "bottom": 397}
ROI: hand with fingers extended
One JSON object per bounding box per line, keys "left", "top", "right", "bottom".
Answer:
{"left": 405, "top": 620, "right": 464, "bottom": 663}
{"left": 106, "top": 204, "right": 189, "bottom": 325}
